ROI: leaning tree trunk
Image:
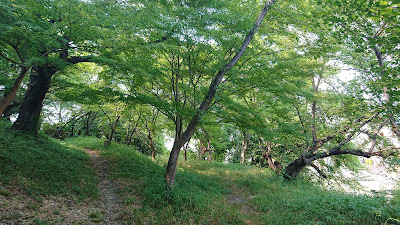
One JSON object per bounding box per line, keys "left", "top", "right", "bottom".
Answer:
{"left": 284, "top": 158, "right": 307, "bottom": 179}
{"left": 0, "top": 67, "right": 29, "bottom": 116}
{"left": 12, "top": 64, "right": 57, "bottom": 133}
{"left": 165, "top": 0, "right": 276, "bottom": 190}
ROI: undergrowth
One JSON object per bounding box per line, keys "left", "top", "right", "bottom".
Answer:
{"left": 0, "top": 121, "right": 97, "bottom": 199}
{"left": 66, "top": 137, "right": 400, "bottom": 225}
{"left": 64, "top": 137, "right": 241, "bottom": 224}
{"left": 1, "top": 127, "right": 398, "bottom": 224}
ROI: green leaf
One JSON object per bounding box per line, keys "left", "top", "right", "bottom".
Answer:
{"left": 378, "top": 1, "right": 388, "bottom": 6}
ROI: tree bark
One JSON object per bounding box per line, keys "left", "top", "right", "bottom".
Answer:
{"left": 284, "top": 157, "right": 307, "bottom": 179}
{"left": 0, "top": 67, "right": 29, "bottom": 116}
{"left": 284, "top": 147, "right": 386, "bottom": 179}
{"left": 12, "top": 64, "right": 57, "bottom": 133}
{"left": 207, "top": 138, "right": 212, "bottom": 164}
{"left": 165, "top": 0, "right": 276, "bottom": 190}
{"left": 240, "top": 131, "right": 250, "bottom": 164}
{"left": 259, "top": 138, "right": 281, "bottom": 173}
{"left": 149, "top": 130, "right": 156, "bottom": 160}
{"left": 106, "top": 115, "right": 121, "bottom": 146}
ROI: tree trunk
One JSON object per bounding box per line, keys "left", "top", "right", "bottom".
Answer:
{"left": 0, "top": 67, "right": 28, "bottom": 116}
{"left": 207, "top": 138, "right": 212, "bottom": 164}
{"left": 149, "top": 130, "right": 156, "bottom": 160}
{"left": 284, "top": 145, "right": 384, "bottom": 180}
{"left": 165, "top": 0, "right": 276, "bottom": 190}
{"left": 284, "top": 158, "right": 307, "bottom": 179}
{"left": 12, "top": 65, "right": 57, "bottom": 133}
{"left": 240, "top": 131, "right": 250, "bottom": 164}
{"left": 198, "top": 140, "right": 207, "bottom": 160}
{"left": 106, "top": 115, "right": 121, "bottom": 146}
{"left": 84, "top": 111, "right": 92, "bottom": 136}
{"left": 165, "top": 138, "right": 186, "bottom": 189}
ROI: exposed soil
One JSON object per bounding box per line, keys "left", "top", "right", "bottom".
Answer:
{"left": 85, "top": 149, "right": 124, "bottom": 224}
{"left": 226, "top": 183, "right": 260, "bottom": 225}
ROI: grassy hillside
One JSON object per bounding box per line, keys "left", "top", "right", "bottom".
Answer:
{"left": 66, "top": 137, "right": 400, "bottom": 224}
{"left": 0, "top": 122, "right": 97, "bottom": 199}
{"left": 0, "top": 124, "right": 399, "bottom": 224}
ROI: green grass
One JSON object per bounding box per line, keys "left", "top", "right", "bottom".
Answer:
{"left": 65, "top": 136, "right": 241, "bottom": 224}
{"left": 0, "top": 121, "right": 98, "bottom": 199}
{"left": 2, "top": 125, "right": 399, "bottom": 224}
{"left": 66, "top": 137, "right": 400, "bottom": 225}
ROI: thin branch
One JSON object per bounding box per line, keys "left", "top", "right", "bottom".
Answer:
{"left": 0, "top": 52, "right": 21, "bottom": 66}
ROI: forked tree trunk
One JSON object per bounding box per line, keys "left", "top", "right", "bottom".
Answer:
{"left": 12, "top": 65, "right": 57, "bottom": 133}
{"left": 260, "top": 139, "right": 281, "bottom": 174}
{"left": 105, "top": 115, "right": 121, "bottom": 146}
{"left": 165, "top": 0, "right": 276, "bottom": 190}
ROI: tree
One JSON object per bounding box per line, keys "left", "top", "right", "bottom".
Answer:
{"left": 164, "top": 0, "right": 277, "bottom": 190}
{"left": 319, "top": 0, "right": 400, "bottom": 136}
{"left": 0, "top": 0, "right": 40, "bottom": 116}
{"left": 2, "top": 0, "right": 104, "bottom": 133}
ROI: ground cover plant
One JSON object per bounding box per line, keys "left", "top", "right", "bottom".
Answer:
{"left": 0, "top": 121, "right": 97, "bottom": 198}
{"left": 65, "top": 137, "right": 400, "bottom": 224}
{"left": 1, "top": 0, "right": 400, "bottom": 224}
{"left": 0, "top": 121, "right": 103, "bottom": 224}
{"left": 0, "top": 127, "right": 399, "bottom": 224}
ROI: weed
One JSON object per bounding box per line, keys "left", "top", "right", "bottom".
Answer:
{"left": 89, "top": 211, "right": 104, "bottom": 223}
{"left": 0, "top": 187, "right": 11, "bottom": 197}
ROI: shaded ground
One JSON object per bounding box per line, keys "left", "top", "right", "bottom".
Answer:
{"left": 226, "top": 180, "right": 261, "bottom": 225}
{"left": 0, "top": 149, "right": 126, "bottom": 224}
{"left": 85, "top": 149, "right": 125, "bottom": 224}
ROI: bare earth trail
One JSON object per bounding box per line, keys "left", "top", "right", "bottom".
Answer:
{"left": 225, "top": 180, "right": 260, "bottom": 225}
{"left": 0, "top": 149, "right": 126, "bottom": 224}
{"left": 85, "top": 149, "right": 124, "bottom": 224}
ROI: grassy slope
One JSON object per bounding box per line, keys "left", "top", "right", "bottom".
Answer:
{"left": 0, "top": 122, "right": 98, "bottom": 199}
{"left": 0, "top": 122, "right": 399, "bottom": 224}
{"left": 66, "top": 137, "right": 400, "bottom": 225}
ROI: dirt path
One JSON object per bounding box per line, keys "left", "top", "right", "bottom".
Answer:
{"left": 85, "top": 149, "right": 124, "bottom": 224}
{"left": 227, "top": 184, "right": 260, "bottom": 225}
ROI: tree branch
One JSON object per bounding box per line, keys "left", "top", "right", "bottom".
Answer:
{"left": 66, "top": 56, "right": 93, "bottom": 64}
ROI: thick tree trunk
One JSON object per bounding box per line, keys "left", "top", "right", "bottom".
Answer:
{"left": 0, "top": 67, "right": 28, "bottom": 116}
{"left": 12, "top": 65, "right": 57, "bottom": 133}
{"left": 165, "top": 0, "right": 276, "bottom": 190}
{"left": 165, "top": 138, "right": 186, "bottom": 189}
{"left": 284, "top": 146, "right": 383, "bottom": 179}
{"left": 284, "top": 158, "right": 307, "bottom": 179}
